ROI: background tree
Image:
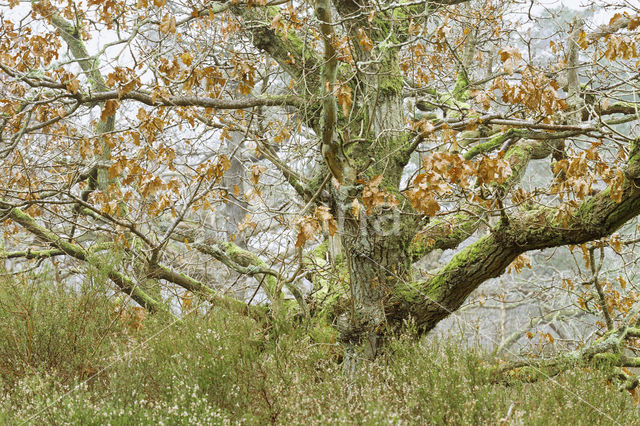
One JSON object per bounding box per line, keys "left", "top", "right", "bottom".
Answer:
{"left": 1, "top": 0, "right": 640, "bottom": 384}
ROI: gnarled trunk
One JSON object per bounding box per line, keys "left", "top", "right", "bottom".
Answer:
{"left": 338, "top": 209, "right": 416, "bottom": 354}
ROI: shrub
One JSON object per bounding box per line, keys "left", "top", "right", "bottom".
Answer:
{"left": 0, "top": 272, "right": 637, "bottom": 424}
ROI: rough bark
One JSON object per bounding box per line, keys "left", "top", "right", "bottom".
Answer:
{"left": 312, "top": 1, "right": 417, "bottom": 359}
{"left": 337, "top": 206, "right": 417, "bottom": 356}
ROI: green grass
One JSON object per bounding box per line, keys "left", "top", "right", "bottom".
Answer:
{"left": 0, "top": 273, "right": 637, "bottom": 424}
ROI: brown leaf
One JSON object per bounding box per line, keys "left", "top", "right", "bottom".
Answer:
{"left": 100, "top": 99, "right": 119, "bottom": 121}
{"left": 66, "top": 77, "right": 80, "bottom": 94}
{"left": 109, "top": 158, "right": 127, "bottom": 179}
{"left": 180, "top": 52, "right": 193, "bottom": 66}
{"left": 315, "top": 206, "right": 332, "bottom": 222}
{"left": 507, "top": 254, "right": 532, "bottom": 274}
{"left": 295, "top": 217, "right": 319, "bottom": 248}
{"left": 336, "top": 84, "right": 353, "bottom": 117}
{"left": 362, "top": 175, "right": 396, "bottom": 215}
{"left": 315, "top": 206, "right": 337, "bottom": 237}
{"left": 618, "top": 276, "right": 627, "bottom": 290}
{"left": 250, "top": 164, "right": 267, "bottom": 185}
{"left": 159, "top": 14, "right": 177, "bottom": 34}
{"left": 498, "top": 47, "right": 521, "bottom": 75}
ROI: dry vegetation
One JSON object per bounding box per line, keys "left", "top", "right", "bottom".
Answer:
{"left": 0, "top": 271, "right": 637, "bottom": 424}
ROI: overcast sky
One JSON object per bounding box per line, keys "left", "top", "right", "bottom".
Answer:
{"left": 2, "top": 0, "right": 631, "bottom": 79}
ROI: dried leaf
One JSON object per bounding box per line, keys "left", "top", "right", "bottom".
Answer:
{"left": 295, "top": 216, "right": 319, "bottom": 248}
{"left": 180, "top": 52, "right": 193, "bottom": 66}
{"left": 100, "top": 99, "right": 119, "bottom": 121}
{"left": 250, "top": 164, "right": 267, "bottom": 185}
{"left": 159, "top": 14, "right": 177, "bottom": 34}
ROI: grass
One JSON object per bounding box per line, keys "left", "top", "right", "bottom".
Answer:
{"left": 0, "top": 272, "right": 637, "bottom": 425}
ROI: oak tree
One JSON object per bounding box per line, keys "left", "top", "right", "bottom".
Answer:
{"left": 2, "top": 0, "right": 640, "bottom": 383}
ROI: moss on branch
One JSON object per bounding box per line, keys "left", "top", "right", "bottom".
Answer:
{"left": 3, "top": 205, "right": 165, "bottom": 313}
{"left": 393, "top": 148, "right": 640, "bottom": 333}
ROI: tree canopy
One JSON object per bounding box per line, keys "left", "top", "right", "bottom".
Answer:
{"left": 1, "top": 0, "right": 640, "bottom": 386}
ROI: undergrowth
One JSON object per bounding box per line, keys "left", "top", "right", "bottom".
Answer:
{"left": 0, "top": 272, "right": 637, "bottom": 425}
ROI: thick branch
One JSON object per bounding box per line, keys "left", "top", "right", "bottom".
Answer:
{"left": 49, "top": 14, "right": 108, "bottom": 92}
{"left": 167, "top": 224, "right": 308, "bottom": 315}
{"left": 256, "top": 143, "right": 315, "bottom": 201}
{"left": 146, "top": 263, "right": 264, "bottom": 320}
{"left": 231, "top": 4, "right": 322, "bottom": 94}
{"left": 411, "top": 137, "right": 556, "bottom": 261}
{"left": 0, "top": 62, "right": 304, "bottom": 110}
{"left": 1, "top": 248, "right": 65, "bottom": 259}
{"left": 74, "top": 91, "right": 302, "bottom": 109}
{"left": 1, "top": 204, "right": 164, "bottom": 313}
{"left": 47, "top": 10, "right": 114, "bottom": 189}
{"left": 496, "top": 314, "right": 640, "bottom": 390}
{"left": 396, "top": 141, "right": 640, "bottom": 332}
{"left": 316, "top": 0, "right": 349, "bottom": 183}
{"left": 566, "top": 19, "right": 585, "bottom": 125}
{"left": 587, "top": 14, "right": 639, "bottom": 41}
{"left": 0, "top": 202, "right": 258, "bottom": 318}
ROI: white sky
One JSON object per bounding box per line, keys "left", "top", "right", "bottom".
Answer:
{"left": 5, "top": 0, "right": 629, "bottom": 48}
{"left": 2, "top": 0, "right": 632, "bottom": 81}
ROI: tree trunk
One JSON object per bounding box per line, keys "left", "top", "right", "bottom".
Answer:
{"left": 333, "top": 85, "right": 417, "bottom": 365}
{"left": 339, "top": 214, "right": 414, "bottom": 349}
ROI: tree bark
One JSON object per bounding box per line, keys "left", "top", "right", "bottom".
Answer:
{"left": 338, "top": 207, "right": 416, "bottom": 357}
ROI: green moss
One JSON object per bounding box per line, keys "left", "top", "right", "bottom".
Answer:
{"left": 409, "top": 235, "right": 429, "bottom": 259}
{"left": 220, "top": 242, "right": 279, "bottom": 301}
{"left": 221, "top": 241, "right": 247, "bottom": 257}
{"left": 503, "top": 139, "right": 529, "bottom": 162}
{"left": 592, "top": 352, "right": 621, "bottom": 366}
{"left": 378, "top": 72, "right": 403, "bottom": 96}
{"left": 576, "top": 193, "right": 599, "bottom": 223}
{"left": 628, "top": 136, "right": 640, "bottom": 164}
{"left": 370, "top": 6, "right": 415, "bottom": 45}
{"left": 410, "top": 233, "right": 442, "bottom": 261}
{"left": 7, "top": 207, "right": 164, "bottom": 312}
{"left": 453, "top": 72, "right": 470, "bottom": 102}
{"left": 425, "top": 274, "right": 446, "bottom": 302}
{"left": 464, "top": 128, "right": 527, "bottom": 160}
{"left": 239, "top": 5, "right": 321, "bottom": 93}
{"left": 370, "top": 15, "right": 394, "bottom": 43}
{"left": 311, "top": 240, "right": 329, "bottom": 261}
{"left": 304, "top": 239, "right": 348, "bottom": 321}
{"left": 410, "top": 213, "right": 478, "bottom": 259}
{"left": 453, "top": 234, "right": 490, "bottom": 264}
{"left": 373, "top": 46, "right": 404, "bottom": 96}
{"left": 281, "top": 27, "right": 318, "bottom": 68}
{"left": 424, "top": 235, "right": 491, "bottom": 302}
{"left": 395, "top": 280, "right": 424, "bottom": 303}
{"left": 391, "top": 7, "right": 410, "bottom": 21}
